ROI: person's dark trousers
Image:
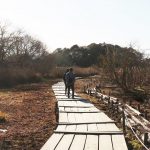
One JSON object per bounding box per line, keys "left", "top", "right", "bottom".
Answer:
{"left": 68, "top": 84, "right": 74, "bottom": 98}
{"left": 64, "top": 82, "right": 68, "bottom": 94}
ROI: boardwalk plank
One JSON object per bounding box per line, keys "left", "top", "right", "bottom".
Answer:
{"left": 112, "top": 135, "right": 128, "bottom": 150}
{"left": 75, "top": 113, "right": 85, "bottom": 123}
{"left": 70, "top": 107, "right": 78, "bottom": 111}
{"left": 69, "top": 135, "right": 86, "bottom": 150}
{"left": 68, "top": 113, "right": 76, "bottom": 123}
{"left": 41, "top": 133, "right": 63, "bottom": 150}
{"left": 54, "top": 90, "right": 65, "bottom": 92}
{"left": 54, "top": 91, "right": 65, "bottom": 94}
{"left": 82, "top": 113, "right": 95, "bottom": 122}
{"left": 54, "top": 130, "right": 123, "bottom": 135}
{"left": 56, "top": 125, "right": 66, "bottom": 131}
{"left": 83, "top": 113, "right": 103, "bottom": 122}
{"left": 77, "top": 107, "right": 99, "bottom": 112}
{"left": 59, "top": 113, "right": 68, "bottom": 122}
{"left": 59, "top": 111, "right": 101, "bottom": 113}
{"left": 97, "top": 123, "right": 119, "bottom": 132}
{"left": 63, "top": 101, "right": 77, "bottom": 107}
{"left": 55, "top": 134, "right": 74, "bottom": 150}
{"left": 55, "top": 123, "right": 75, "bottom": 150}
{"left": 77, "top": 100, "right": 93, "bottom": 107}
{"left": 97, "top": 123, "right": 109, "bottom": 131}
{"left": 88, "top": 124, "right": 98, "bottom": 131}
{"left": 58, "top": 101, "right": 65, "bottom": 106}
{"left": 99, "top": 135, "right": 113, "bottom": 150}
{"left": 55, "top": 93, "right": 66, "bottom": 96}
{"left": 76, "top": 124, "right": 87, "bottom": 132}
{"left": 56, "top": 95, "right": 68, "bottom": 99}
{"left": 59, "top": 107, "right": 64, "bottom": 111}
{"left": 58, "top": 121, "right": 116, "bottom": 125}
{"left": 93, "top": 113, "right": 112, "bottom": 122}
{"left": 65, "top": 107, "right": 71, "bottom": 111}
{"left": 59, "top": 106, "right": 94, "bottom": 108}
{"left": 66, "top": 125, "right": 76, "bottom": 131}
{"left": 84, "top": 135, "right": 98, "bottom": 150}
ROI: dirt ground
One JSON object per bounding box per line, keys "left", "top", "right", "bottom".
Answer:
{"left": 0, "top": 80, "right": 59, "bottom": 150}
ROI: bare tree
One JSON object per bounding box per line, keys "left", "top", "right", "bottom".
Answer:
{"left": 101, "top": 45, "right": 148, "bottom": 92}
{"left": 0, "top": 23, "right": 55, "bottom": 87}
{"left": 0, "top": 24, "right": 15, "bottom": 63}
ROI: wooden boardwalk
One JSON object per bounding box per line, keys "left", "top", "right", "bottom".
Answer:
{"left": 41, "top": 82, "right": 128, "bottom": 150}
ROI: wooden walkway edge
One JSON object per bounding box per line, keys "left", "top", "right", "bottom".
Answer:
{"left": 41, "top": 82, "right": 128, "bottom": 150}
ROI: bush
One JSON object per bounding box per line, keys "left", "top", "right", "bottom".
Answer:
{"left": 0, "top": 67, "right": 42, "bottom": 88}
{"left": 49, "top": 66, "right": 99, "bottom": 78}
{"left": 73, "top": 66, "right": 99, "bottom": 77}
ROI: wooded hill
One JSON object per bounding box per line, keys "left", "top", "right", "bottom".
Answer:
{"left": 53, "top": 43, "right": 147, "bottom": 67}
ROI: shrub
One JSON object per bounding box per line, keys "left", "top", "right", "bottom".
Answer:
{"left": 49, "top": 66, "right": 99, "bottom": 78}
{"left": 0, "top": 67, "right": 42, "bottom": 88}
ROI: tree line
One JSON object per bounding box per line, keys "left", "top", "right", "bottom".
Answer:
{"left": 0, "top": 24, "right": 55, "bottom": 87}
{"left": 53, "top": 43, "right": 106, "bottom": 67}
{"left": 53, "top": 42, "right": 150, "bottom": 100}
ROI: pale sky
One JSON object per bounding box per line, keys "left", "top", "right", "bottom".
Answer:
{"left": 0, "top": 0, "right": 150, "bottom": 55}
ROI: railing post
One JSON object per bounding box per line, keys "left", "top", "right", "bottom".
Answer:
{"left": 144, "top": 110, "right": 148, "bottom": 120}
{"left": 137, "top": 104, "right": 141, "bottom": 112}
{"left": 83, "top": 86, "right": 86, "bottom": 93}
{"left": 108, "top": 100, "right": 110, "bottom": 114}
{"left": 129, "top": 99, "right": 132, "bottom": 106}
{"left": 95, "top": 88, "right": 97, "bottom": 98}
{"left": 110, "top": 101, "right": 114, "bottom": 117}
{"left": 108, "top": 97, "right": 110, "bottom": 105}
{"left": 144, "top": 110, "right": 148, "bottom": 145}
{"left": 115, "top": 99, "right": 119, "bottom": 120}
{"left": 144, "top": 133, "right": 148, "bottom": 145}
{"left": 100, "top": 95, "right": 103, "bottom": 101}
{"left": 122, "top": 106, "right": 126, "bottom": 135}
{"left": 89, "top": 90, "right": 92, "bottom": 96}
{"left": 123, "top": 97, "right": 126, "bottom": 104}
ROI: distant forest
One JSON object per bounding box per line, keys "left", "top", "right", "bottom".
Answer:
{"left": 53, "top": 43, "right": 149, "bottom": 67}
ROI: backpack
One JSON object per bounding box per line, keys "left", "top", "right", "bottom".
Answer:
{"left": 68, "top": 75, "right": 73, "bottom": 83}
{"left": 66, "top": 73, "right": 75, "bottom": 85}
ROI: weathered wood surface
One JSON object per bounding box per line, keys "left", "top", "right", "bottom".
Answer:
{"left": 41, "top": 82, "right": 128, "bottom": 150}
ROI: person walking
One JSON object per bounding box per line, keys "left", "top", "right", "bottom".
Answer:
{"left": 63, "top": 68, "right": 69, "bottom": 94}
{"left": 66, "top": 68, "right": 75, "bottom": 98}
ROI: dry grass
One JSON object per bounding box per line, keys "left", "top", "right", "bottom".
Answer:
{"left": 0, "top": 67, "right": 42, "bottom": 88}
{"left": 73, "top": 66, "right": 99, "bottom": 77}
{"left": 0, "top": 79, "right": 59, "bottom": 149}
{"left": 49, "top": 66, "right": 100, "bottom": 78}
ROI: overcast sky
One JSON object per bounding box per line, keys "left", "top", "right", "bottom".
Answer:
{"left": 0, "top": 0, "right": 150, "bottom": 55}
